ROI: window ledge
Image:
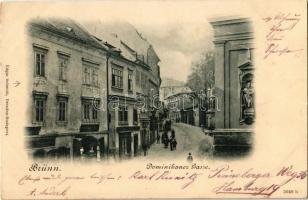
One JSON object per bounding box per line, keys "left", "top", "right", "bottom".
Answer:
{"left": 34, "top": 75, "right": 47, "bottom": 79}
{"left": 81, "top": 120, "right": 99, "bottom": 124}
{"left": 111, "top": 86, "right": 124, "bottom": 91}
{"left": 56, "top": 121, "right": 68, "bottom": 126}
{"left": 83, "top": 83, "right": 100, "bottom": 88}
{"left": 32, "top": 121, "right": 45, "bottom": 127}
{"left": 118, "top": 121, "right": 129, "bottom": 126}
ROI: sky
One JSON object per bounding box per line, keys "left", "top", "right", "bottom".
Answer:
{"left": 79, "top": 1, "right": 250, "bottom": 83}
{"left": 134, "top": 22, "right": 214, "bottom": 82}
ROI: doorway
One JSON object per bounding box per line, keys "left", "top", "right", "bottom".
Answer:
{"left": 119, "top": 132, "right": 132, "bottom": 158}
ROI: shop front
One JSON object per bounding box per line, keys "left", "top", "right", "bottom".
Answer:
{"left": 116, "top": 126, "right": 140, "bottom": 158}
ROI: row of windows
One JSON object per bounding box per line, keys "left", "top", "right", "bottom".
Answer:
{"left": 35, "top": 49, "right": 151, "bottom": 93}
{"left": 35, "top": 99, "right": 45, "bottom": 122}
{"left": 111, "top": 68, "right": 123, "bottom": 88}
{"left": 34, "top": 96, "right": 139, "bottom": 126}
{"left": 84, "top": 66, "right": 99, "bottom": 86}
{"left": 58, "top": 99, "right": 67, "bottom": 121}
{"left": 35, "top": 53, "right": 46, "bottom": 76}
{"left": 82, "top": 100, "right": 99, "bottom": 121}
{"left": 118, "top": 107, "right": 138, "bottom": 124}
{"left": 33, "top": 95, "right": 100, "bottom": 124}
{"left": 118, "top": 106, "right": 128, "bottom": 123}
{"left": 34, "top": 50, "right": 100, "bottom": 87}
{"left": 111, "top": 68, "right": 134, "bottom": 91}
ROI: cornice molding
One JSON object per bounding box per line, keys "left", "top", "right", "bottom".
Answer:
{"left": 82, "top": 57, "right": 100, "bottom": 66}
{"left": 210, "top": 17, "right": 251, "bottom": 27}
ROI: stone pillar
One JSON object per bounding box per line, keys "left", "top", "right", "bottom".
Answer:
{"left": 213, "top": 41, "right": 226, "bottom": 129}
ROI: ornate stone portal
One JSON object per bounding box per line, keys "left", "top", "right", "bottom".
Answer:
{"left": 210, "top": 17, "right": 254, "bottom": 129}
{"left": 209, "top": 17, "right": 254, "bottom": 154}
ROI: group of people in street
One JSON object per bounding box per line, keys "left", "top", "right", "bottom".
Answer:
{"left": 162, "top": 130, "right": 178, "bottom": 151}
{"left": 161, "top": 119, "right": 178, "bottom": 151}
{"left": 142, "top": 118, "right": 193, "bottom": 162}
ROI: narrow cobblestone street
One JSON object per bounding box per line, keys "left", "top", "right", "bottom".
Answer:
{"left": 140, "top": 123, "right": 213, "bottom": 160}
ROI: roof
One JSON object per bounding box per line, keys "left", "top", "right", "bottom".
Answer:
{"left": 80, "top": 20, "right": 159, "bottom": 64}
{"left": 29, "top": 18, "right": 108, "bottom": 51}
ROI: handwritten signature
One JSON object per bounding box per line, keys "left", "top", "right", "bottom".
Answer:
{"left": 263, "top": 12, "right": 303, "bottom": 59}
{"left": 17, "top": 164, "right": 307, "bottom": 197}
{"left": 28, "top": 186, "right": 71, "bottom": 197}
{"left": 210, "top": 165, "right": 307, "bottom": 197}
{"left": 129, "top": 170, "right": 202, "bottom": 189}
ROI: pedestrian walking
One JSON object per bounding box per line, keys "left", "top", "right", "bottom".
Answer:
{"left": 157, "top": 134, "right": 160, "bottom": 144}
{"left": 161, "top": 133, "right": 164, "bottom": 144}
{"left": 169, "top": 137, "right": 173, "bottom": 151}
{"left": 162, "top": 132, "right": 169, "bottom": 148}
{"left": 170, "top": 137, "right": 177, "bottom": 151}
{"left": 173, "top": 138, "right": 177, "bottom": 150}
{"left": 187, "top": 152, "right": 193, "bottom": 162}
{"left": 142, "top": 143, "right": 148, "bottom": 156}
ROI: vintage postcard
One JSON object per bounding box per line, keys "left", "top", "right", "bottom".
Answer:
{"left": 0, "top": 0, "right": 307, "bottom": 199}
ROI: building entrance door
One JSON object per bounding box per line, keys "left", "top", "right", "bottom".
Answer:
{"left": 119, "top": 132, "right": 131, "bottom": 158}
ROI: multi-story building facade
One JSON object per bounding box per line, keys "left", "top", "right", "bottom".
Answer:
{"left": 210, "top": 17, "right": 254, "bottom": 129}
{"left": 165, "top": 93, "right": 183, "bottom": 123}
{"left": 165, "top": 92, "right": 200, "bottom": 125}
{"left": 26, "top": 18, "right": 109, "bottom": 160}
{"left": 209, "top": 17, "right": 254, "bottom": 153}
{"left": 165, "top": 92, "right": 208, "bottom": 126}
{"left": 107, "top": 52, "right": 142, "bottom": 158}
{"left": 81, "top": 21, "right": 161, "bottom": 158}
{"left": 25, "top": 19, "right": 161, "bottom": 160}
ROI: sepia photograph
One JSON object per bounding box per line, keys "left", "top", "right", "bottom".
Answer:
{"left": 25, "top": 16, "right": 254, "bottom": 162}
{"left": 1, "top": 1, "right": 306, "bottom": 199}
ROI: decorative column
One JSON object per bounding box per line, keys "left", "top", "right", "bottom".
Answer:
{"left": 213, "top": 40, "right": 226, "bottom": 128}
